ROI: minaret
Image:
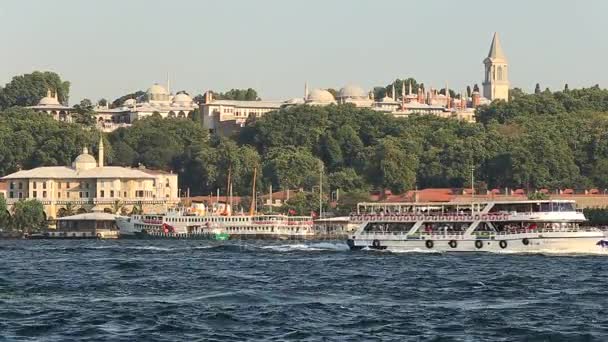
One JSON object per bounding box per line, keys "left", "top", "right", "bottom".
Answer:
{"left": 482, "top": 32, "right": 509, "bottom": 101}
{"left": 391, "top": 84, "right": 396, "bottom": 101}
{"left": 304, "top": 82, "right": 309, "bottom": 100}
{"left": 401, "top": 80, "right": 405, "bottom": 99}
{"left": 408, "top": 81, "right": 412, "bottom": 96}
{"left": 166, "top": 72, "right": 171, "bottom": 94}
{"left": 98, "top": 136, "right": 104, "bottom": 168}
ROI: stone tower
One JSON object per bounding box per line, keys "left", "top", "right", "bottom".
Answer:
{"left": 482, "top": 32, "right": 509, "bottom": 102}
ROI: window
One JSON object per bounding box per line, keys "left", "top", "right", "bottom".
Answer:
{"left": 166, "top": 180, "right": 170, "bottom": 187}
{"left": 124, "top": 192, "right": 127, "bottom": 197}
{"left": 43, "top": 182, "right": 47, "bottom": 189}
{"left": 10, "top": 182, "right": 14, "bottom": 190}
{"left": 18, "top": 192, "right": 23, "bottom": 199}
{"left": 100, "top": 190, "right": 105, "bottom": 198}
{"left": 18, "top": 182, "right": 22, "bottom": 189}
{"left": 43, "top": 191, "right": 47, "bottom": 198}
{"left": 110, "top": 190, "right": 114, "bottom": 197}
{"left": 85, "top": 183, "right": 89, "bottom": 189}
{"left": 33, "top": 182, "right": 37, "bottom": 189}
{"left": 85, "top": 192, "right": 89, "bottom": 198}
{"left": 79, "top": 192, "right": 83, "bottom": 198}
{"left": 9, "top": 192, "right": 14, "bottom": 198}
{"left": 33, "top": 191, "right": 37, "bottom": 198}
{"left": 58, "top": 192, "right": 61, "bottom": 198}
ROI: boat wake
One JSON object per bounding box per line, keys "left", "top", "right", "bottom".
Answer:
{"left": 260, "top": 242, "right": 350, "bottom": 252}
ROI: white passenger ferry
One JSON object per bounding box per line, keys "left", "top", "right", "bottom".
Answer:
{"left": 347, "top": 200, "right": 608, "bottom": 253}
{"left": 116, "top": 207, "right": 315, "bottom": 240}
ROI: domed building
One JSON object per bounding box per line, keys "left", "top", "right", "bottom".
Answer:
{"left": 94, "top": 81, "right": 198, "bottom": 131}
{"left": 305, "top": 88, "right": 336, "bottom": 105}
{"left": 336, "top": 84, "right": 373, "bottom": 107}
{"left": 27, "top": 89, "right": 73, "bottom": 122}
{"left": 1, "top": 137, "right": 179, "bottom": 219}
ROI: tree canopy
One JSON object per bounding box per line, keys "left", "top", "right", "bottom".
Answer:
{"left": 0, "top": 71, "right": 70, "bottom": 109}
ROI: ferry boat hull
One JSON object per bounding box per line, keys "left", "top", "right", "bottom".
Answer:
{"left": 347, "top": 199, "right": 608, "bottom": 254}
{"left": 347, "top": 232, "right": 607, "bottom": 254}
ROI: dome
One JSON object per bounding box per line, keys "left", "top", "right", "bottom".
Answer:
{"left": 38, "top": 89, "right": 61, "bottom": 106}
{"left": 338, "top": 84, "right": 366, "bottom": 99}
{"left": 172, "top": 93, "right": 192, "bottom": 105}
{"left": 72, "top": 147, "right": 97, "bottom": 171}
{"left": 123, "top": 98, "right": 136, "bottom": 107}
{"left": 147, "top": 84, "right": 168, "bottom": 96}
{"left": 306, "top": 89, "right": 335, "bottom": 103}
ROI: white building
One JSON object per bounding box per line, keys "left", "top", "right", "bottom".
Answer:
{"left": 27, "top": 89, "right": 73, "bottom": 122}
{"left": 94, "top": 83, "right": 197, "bottom": 132}
{"left": 1, "top": 137, "right": 179, "bottom": 219}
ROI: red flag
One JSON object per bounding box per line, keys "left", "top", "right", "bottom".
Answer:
{"left": 311, "top": 211, "right": 318, "bottom": 218}
{"left": 288, "top": 209, "right": 296, "bottom": 215}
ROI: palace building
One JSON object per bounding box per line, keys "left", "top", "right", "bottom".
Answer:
{"left": 94, "top": 83, "right": 197, "bottom": 132}
{"left": 27, "top": 89, "right": 74, "bottom": 122}
{"left": 1, "top": 137, "right": 179, "bottom": 219}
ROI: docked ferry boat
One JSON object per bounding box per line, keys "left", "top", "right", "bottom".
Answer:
{"left": 347, "top": 200, "right": 607, "bottom": 253}
{"left": 116, "top": 207, "right": 315, "bottom": 240}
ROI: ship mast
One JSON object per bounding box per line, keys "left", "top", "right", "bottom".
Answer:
{"left": 223, "top": 167, "right": 231, "bottom": 216}
{"left": 249, "top": 167, "right": 257, "bottom": 216}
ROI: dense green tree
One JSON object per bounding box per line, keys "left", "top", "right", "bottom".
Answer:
{"left": 0, "top": 71, "right": 70, "bottom": 109}
{"left": 263, "top": 146, "right": 323, "bottom": 190}
{"left": 212, "top": 88, "right": 260, "bottom": 101}
{"left": 110, "top": 91, "right": 145, "bottom": 108}
{"left": 12, "top": 199, "right": 46, "bottom": 233}
{"left": 534, "top": 83, "right": 541, "bottom": 94}
{"left": 72, "top": 98, "right": 96, "bottom": 126}
{"left": 0, "top": 196, "right": 11, "bottom": 231}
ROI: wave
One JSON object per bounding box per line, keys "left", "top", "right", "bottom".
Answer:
{"left": 260, "top": 242, "right": 349, "bottom": 252}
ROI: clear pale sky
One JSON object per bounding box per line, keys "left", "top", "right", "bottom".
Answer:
{"left": 1, "top": 0, "right": 606, "bottom": 104}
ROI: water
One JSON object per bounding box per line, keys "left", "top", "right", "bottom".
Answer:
{"left": 1, "top": 240, "right": 607, "bottom": 341}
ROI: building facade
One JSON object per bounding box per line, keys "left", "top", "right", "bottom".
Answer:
{"left": 27, "top": 89, "right": 73, "bottom": 122}
{"left": 94, "top": 83, "right": 197, "bottom": 132}
{"left": 1, "top": 137, "right": 179, "bottom": 219}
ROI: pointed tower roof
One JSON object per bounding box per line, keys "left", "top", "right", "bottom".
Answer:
{"left": 487, "top": 32, "right": 506, "bottom": 61}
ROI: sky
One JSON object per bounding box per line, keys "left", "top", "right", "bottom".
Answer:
{"left": 1, "top": 0, "right": 607, "bottom": 104}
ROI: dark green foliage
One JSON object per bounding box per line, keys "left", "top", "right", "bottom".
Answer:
{"left": 0, "top": 71, "right": 70, "bottom": 109}
{"left": 583, "top": 208, "right": 608, "bottom": 226}
{"left": 110, "top": 91, "right": 145, "bottom": 108}
{"left": 0, "top": 107, "right": 94, "bottom": 176}
{"left": 12, "top": 199, "right": 46, "bottom": 233}
{"left": 212, "top": 88, "right": 259, "bottom": 101}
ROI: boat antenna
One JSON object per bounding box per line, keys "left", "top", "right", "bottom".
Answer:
{"left": 249, "top": 167, "right": 257, "bottom": 216}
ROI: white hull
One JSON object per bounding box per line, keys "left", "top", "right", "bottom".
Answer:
{"left": 349, "top": 232, "right": 608, "bottom": 254}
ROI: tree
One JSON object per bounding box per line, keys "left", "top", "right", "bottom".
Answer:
{"left": 12, "top": 199, "right": 46, "bottom": 233}
{"left": 110, "top": 91, "right": 145, "bottom": 108}
{"left": 281, "top": 192, "right": 324, "bottom": 216}
{"left": 534, "top": 83, "right": 541, "bottom": 94}
{"left": 212, "top": 88, "right": 260, "bottom": 101}
{"left": 467, "top": 85, "right": 472, "bottom": 97}
{"left": 528, "top": 192, "right": 549, "bottom": 200}
{"left": 0, "top": 71, "right": 70, "bottom": 109}
{"left": 72, "top": 98, "right": 96, "bottom": 126}
{"left": 564, "top": 84, "right": 569, "bottom": 92}
{"left": 0, "top": 196, "right": 11, "bottom": 231}
{"left": 111, "top": 200, "right": 124, "bottom": 214}
{"left": 473, "top": 84, "right": 480, "bottom": 92}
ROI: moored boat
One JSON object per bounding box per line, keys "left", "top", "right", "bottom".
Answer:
{"left": 347, "top": 200, "right": 607, "bottom": 253}
{"left": 116, "top": 207, "right": 315, "bottom": 240}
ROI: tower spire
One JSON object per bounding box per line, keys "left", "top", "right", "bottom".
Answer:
{"left": 167, "top": 72, "right": 171, "bottom": 94}
{"left": 487, "top": 32, "right": 506, "bottom": 60}
{"left": 304, "top": 82, "right": 309, "bottom": 100}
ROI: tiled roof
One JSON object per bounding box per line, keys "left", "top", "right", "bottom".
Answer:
{"left": 2, "top": 166, "right": 156, "bottom": 179}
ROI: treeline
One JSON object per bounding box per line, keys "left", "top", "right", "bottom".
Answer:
{"left": 5, "top": 70, "right": 608, "bottom": 214}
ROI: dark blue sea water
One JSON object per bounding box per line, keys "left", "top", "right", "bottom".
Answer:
{"left": 1, "top": 240, "right": 607, "bottom": 341}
